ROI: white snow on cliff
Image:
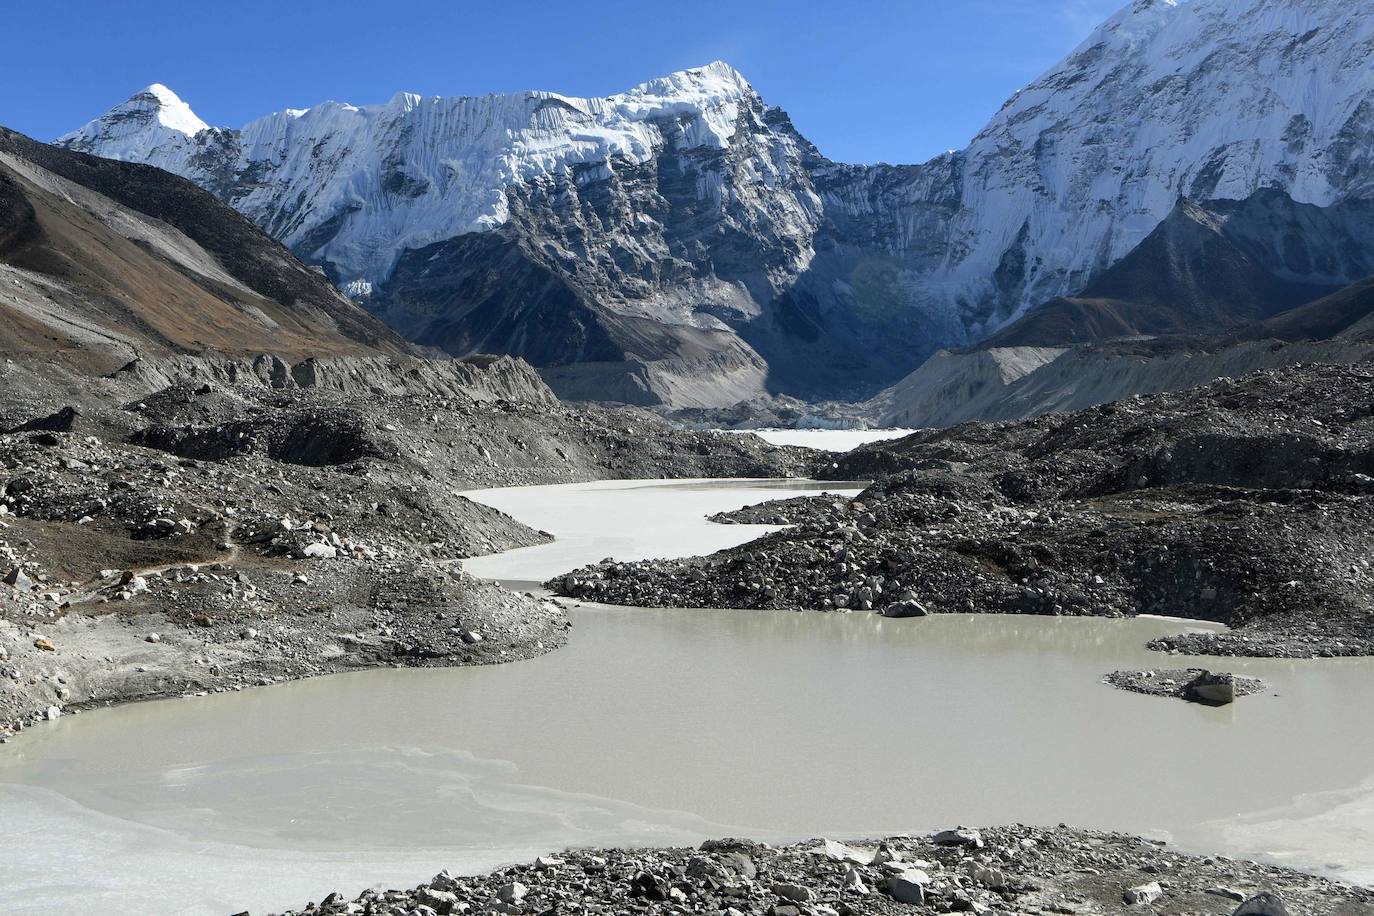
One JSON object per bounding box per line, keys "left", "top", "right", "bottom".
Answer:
{"left": 59, "top": 62, "right": 756, "bottom": 283}
{"left": 62, "top": 83, "right": 208, "bottom": 163}
{"left": 940, "top": 0, "right": 1374, "bottom": 321}
{"left": 57, "top": 0, "right": 1374, "bottom": 334}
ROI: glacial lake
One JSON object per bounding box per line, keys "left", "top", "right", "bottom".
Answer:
{"left": 2, "top": 469, "right": 1373, "bottom": 915}
{"left": 740, "top": 427, "right": 916, "bottom": 451}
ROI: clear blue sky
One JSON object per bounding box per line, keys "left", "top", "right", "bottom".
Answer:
{"left": 4, "top": 0, "right": 1123, "bottom": 165}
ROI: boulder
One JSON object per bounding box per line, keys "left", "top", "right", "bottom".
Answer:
{"left": 883, "top": 599, "right": 928, "bottom": 618}
{"left": 416, "top": 887, "right": 458, "bottom": 913}
{"left": 819, "top": 838, "right": 870, "bottom": 865}
{"left": 932, "top": 827, "right": 983, "bottom": 848}
{"left": 1124, "top": 881, "right": 1163, "bottom": 905}
{"left": 886, "top": 872, "right": 928, "bottom": 905}
{"left": 1233, "top": 892, "right": 1292, "bottom": 916}
{"left": 772, "top": 883, "right": 815, "bottom": 903}
{"left": 496, "top": 881, "right": 527, "bottom": 905}
{"left": 967, "top": 863, "right": 1010, "bottom": 889}
{"left": 8, "top": 406, "right": 82, "bottom": 434}
{"left": 3, "top": 568, "right": 32, "bottom": 591}
{"left": 1186, "top": 670, "right": 1238, "bottom": 705}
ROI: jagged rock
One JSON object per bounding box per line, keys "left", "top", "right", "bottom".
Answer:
{"left": 1124, "top": 881, "right": 1163, "bottom": 905}
{"left": 886, "top": 872, "right": 928, "bottom": 905}
{"left": 496, "top": 881, "right": 527, "bottom": 904}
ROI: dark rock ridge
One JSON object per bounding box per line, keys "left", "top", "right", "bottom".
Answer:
{"left": 552, "top": 364, "right": 1374, "bottom": 657}
{"left": 870, "top": 190, "right": 1374, "bottom": 429}
{"left": 265, "top": 826, "right": 1371, "bottom": 916}
{"left": 981, "top": 191, "right": 1374, "bottom": 349}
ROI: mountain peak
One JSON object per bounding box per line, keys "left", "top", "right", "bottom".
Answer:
{"left": 57, "top": 82, "right": 208, "bottom": 158}
{"left": 126, "top": 83, "right": 208, "bottom": 136}
{"left": 631, "top": 60, "right": 754, "bottom": 101}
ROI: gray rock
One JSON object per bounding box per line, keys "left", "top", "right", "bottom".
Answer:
{"left": 1233, "top": 892, "right": 1292, "bottom": 916}
{"left": 819, "top": 838, "right": 869, "bottom": 864}
{"left": 496, "top": 881, "right": 527, "bottom": 904}
{"left": 416, "top": 887, "right": 458, "bottom": 912}
{"left": 886, "top": 872, "right": 928, "bottom": 905}
{"left": 772, "top": 882, "right": 815, "bottom": 903}
{"left": 882, "top": 599, "right": 928, "bottom": 618}
{"left": 1186, "top": 670, "right": 1238, "bottom": 704}
{"left": 1124, "top": 881, "right": 1163, "bottom": 905}
{"left": 2, "top": 568, "right": 32, "bottom": 591}
{"left": 932, "top": 827, "right": 983, "bottom": 848}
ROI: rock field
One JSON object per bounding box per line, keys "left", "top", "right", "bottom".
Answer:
{"left": 0, "top": 352, "right": 814, "bottom": 736}
{"left": 553, "top": 365, "right": 1374, "bottom": 658}
{"left": 267, "top": 826, "right": 1373, "bottom": 916}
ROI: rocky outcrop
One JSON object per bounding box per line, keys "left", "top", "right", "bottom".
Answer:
{"left": 1105, "top": 668, "right": 1266, "bottom": 703}
{"left": 109, "top": 352, "right": 560, "bottom": 406}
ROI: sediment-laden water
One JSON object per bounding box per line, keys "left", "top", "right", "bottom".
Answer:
{"left": 3, "top": 468, "right": 1372, "bottom": 915}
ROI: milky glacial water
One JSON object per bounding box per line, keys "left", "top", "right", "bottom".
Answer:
{"left": 2, "top": 471, "right": 1373, "bottom": 916}
{"left": 739, "top": 428, "right": 916, "bottom": 451}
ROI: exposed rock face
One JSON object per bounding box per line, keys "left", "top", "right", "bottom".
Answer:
{"left": 58, "top": 0, "right": 1374, "bottom": 404}
{"left": 981, "top": 192, "right": 1374, "bottom": 349}
{"left": 869, "top": 188, "right": 1374, "bottom": 429}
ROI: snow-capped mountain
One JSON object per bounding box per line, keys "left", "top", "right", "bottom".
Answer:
{"left": 63, "top": 64, "right": 763, "bottom": 287}
{"left": 57, "top": 0, "right": 1374, "bottom": 405}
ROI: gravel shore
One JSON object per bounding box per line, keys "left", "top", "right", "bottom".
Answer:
{"left": 266, "top": 826, "right": 1373, "bottom": 916}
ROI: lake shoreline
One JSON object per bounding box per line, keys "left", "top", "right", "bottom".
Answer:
{"left": 268, "top": 826, "right": 1374, "bottom": 916}
{"left": 5, "top": 474, "right": 1374, "bottom": 914}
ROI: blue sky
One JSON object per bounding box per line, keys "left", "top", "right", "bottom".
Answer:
{"left": 5, "top": 0, "right": 1123, "bottom": 165}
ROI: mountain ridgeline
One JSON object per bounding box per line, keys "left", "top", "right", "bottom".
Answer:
{"left": 57, "top": 0, "right": 1374, "bottom": 409}
{"left": 0, "top": 126, "right": 411, "bottom": 370}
